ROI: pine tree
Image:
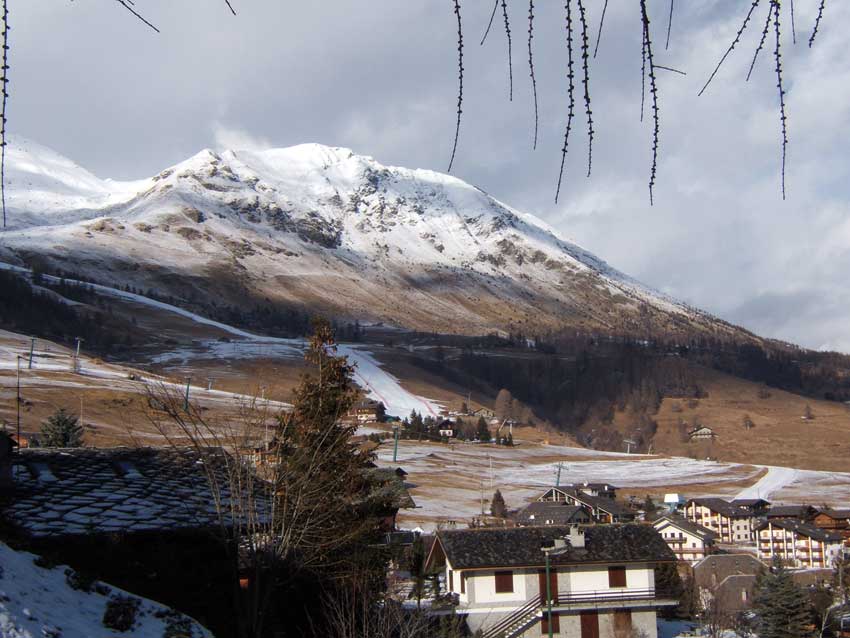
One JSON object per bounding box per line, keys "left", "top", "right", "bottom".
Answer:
{"left": 753, "top": 558, "right": 814, "bottom": 638}
{"left": 39, "top": 408, "right": 84, "bottom": 447}
{"left": 490, "top": 489, "right": 507, "bottom": 518}
{"left": 475, "top": 416, "right": 490, "bottom": 442}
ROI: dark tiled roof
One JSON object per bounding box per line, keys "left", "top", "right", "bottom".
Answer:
{"left": 654, "top": 515, "right": 717, "bottom": 541}
{"left": 731, "top": 498, "right": 770, "bottom": 508}
{"left": 755, "top": 518, "right": 844, "bottom": 542}
{"left": 434, "top": 524, "right": 675, "bottom": 570}
{"left": 2, "top": 447, "right": 265, "bottom": 538}
{"left": 569, "top": 491, "right": 634, "bottom": 519}
{"left": 517, "top": 502, "right": 587, "bottom": 525}
{"left": 687, "top": 498, "right": 752, "bottom": 519}
{"left": 817, "top": 508, "right": 850, "bottom": 519}
{"left": 766, "top": 505, "right": 815, "bottom": 519}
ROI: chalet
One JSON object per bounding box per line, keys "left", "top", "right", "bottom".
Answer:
{"left": 813, "top": 508, "right": 850, "bottom": 541}
{"left": 765, "top": 504, "right": 817, "bottom": 522}
{"left": 694, "top": 554, "right": 767, "bottom": 612}
{"left": 349, "top": 398, "right": 385, "bottom": 423}
{"left": 516, "top": 502, "right": 593, "bottom": 527}
{"left": 683, "top": 498, "right": 755, "bottom": 544}
{"left": 687, "top": 426, "right": 716, "bottom": 441}
{"left": 565, "top": 481, "right": 618, "bottom": 500}
{"left": 425, "top": 524, "right": 678, "bottom": 638}
{"left": 539, "top": 487, "right": 635, "bottom": 523}
{"left": 473, "top": 407, "right": 495, "bottom": 419}
{"left": 0, "top": 445, "right": 263, "bottom": 634}
{"left": 755, "top": 519, "right": 845, "bottom": 568}
{"left": 730, "top": 498, "right": 771, "bottom": 515}
{"left": 437, "top": 419, "right": 456, "bottom": 438}
{"left": 652, "top": 515, "right": 716, "bottom": 564}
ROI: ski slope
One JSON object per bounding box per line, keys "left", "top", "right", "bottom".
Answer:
{"left": 0, "top": 262, "right": 440, "bottom": 417}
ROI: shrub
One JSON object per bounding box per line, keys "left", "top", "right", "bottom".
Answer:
{"left": 103, "top": 595, "right": 141, "bottom": 632}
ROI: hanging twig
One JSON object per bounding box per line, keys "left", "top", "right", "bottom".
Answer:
{"left": 699, "top": 0, "right": 760, "bottom": 96}
{"left": 640, "top": 0, "right": 659, "bottom": 205}
{"left": 640, "top": 24, "right": 647, "bottom": 122}
{"left": 114, "top": 0, "right": 160, "bottom": 33}
{"left": 592, "top": 0, "right": 609, "bottom": 59}
{"left": 809, "top": 0, "right": 825, "bottom": 48}
{"left": 772, "top": 0, "right": 788, "bottom": 200}
{"left": 502, "top": 0, "right": 513, "bottom": 101}
{"left": 655, "top": 65, "right": 686, "bottom": 75}
{"left": 448, "top": 0, "right": 464, "bottom": 172}
{"left": 665, "top": 0, "right": 674, "bottom": 50}
{"left": 0, "top": 0, "right": 7, "bottom": 229}
{"left": 480, "top": 0, "right": 500, "bottom": 45}
{"left": 789, "top": 0, "right": 796, "bottom": 44}
{"left": 555, "top": 0, "right": 576, "bottom": 203}
{"left": 577, "top": 0, "right": 593, "bottom": 178}
{"left": 527, "top": 0, "right": 539, "bottom": 150}
{"left": 747, "top": 2, "right": 773, "bottom": 82}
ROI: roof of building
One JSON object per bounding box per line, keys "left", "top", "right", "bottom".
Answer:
{"left": 654, "top": 515, "right": 717, "bottom": 541}
{"left": 429, "top": 524, "right": 675, "bottom": 570}
{"left": 816, "top": 508, "right": 850, "bottom": 520}
{"left": 764, "top": 505, "right": 816, "bottom": 519}
{"left": 542, "top": 487, "right": 634, "bottom": 519}
{"left": 693, "top": 553, "right": 767, "bottom": 584}
{"left": 517, "top": 502, "right": 587, "bottom": 525}
{"left": 1, "top": 447, "right": 265, "bottom": 539}
{"left": 755, "top": 518, "right": 844, "bottom": 542}
{"left": 731, "top": 498, "right": 771, "bottom": 509}
{"left": 362, "top": 467, "right": 416, "bottom": 510}
{"left": 686, "top": 498, "right": 752, "bottom": 519}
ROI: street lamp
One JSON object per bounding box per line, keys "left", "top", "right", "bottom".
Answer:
{"left": 542, "top": 544, "right": 554, "bottom": 638}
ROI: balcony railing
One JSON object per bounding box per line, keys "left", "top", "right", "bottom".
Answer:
{"left": 545, "top": 587, "right": 664, "bottom": 606}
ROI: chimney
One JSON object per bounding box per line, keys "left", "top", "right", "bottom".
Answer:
{"left": 568, "top": 524, "right": 585, "bottom": 549}
{"left": 0, "top": 431, "right": 16, "bottom": 492}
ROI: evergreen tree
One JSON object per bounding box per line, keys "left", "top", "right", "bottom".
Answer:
{"left": 39, "top": 408, "right": 84, "bottom": 447}
{"left": 475, "top": 417, "right": 490, "bottom": 442}
{"left": 490, "top": 489, "right": 507, "bottom": 518}
{"left": 753, "top": 558, "right": 814, "bottom": 638}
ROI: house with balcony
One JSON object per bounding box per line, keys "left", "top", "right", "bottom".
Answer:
{"left": 539, "top": 487, "right": 634, "bottom": 524}
{"left": 516, "top": 502, "right": 592, "bottom": 527}
{"left": 425, "top": 524, "right": 678, "bottom": 638}
{"left": 652, "top": 515, "right": 716, "bottom": 564}
{"left": 755, "top": 519, "right": 844, "bottom": 568}
{"left": 683, "top": 498, "right": 755, "bottom": 544}
{"left": 730, "top": 498, "right": 771, "bottom": 516}
{"left": 813, "top": 508, "right": 850, "bottom": 541}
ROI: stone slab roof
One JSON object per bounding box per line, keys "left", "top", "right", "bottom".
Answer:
{"left": 516, "top": 502, "right": 587, "bottom": 526}
{"left": 1, "top": 447, "right": 263, "bottom": 538}
{"left": 431, "top": 524, "right": 675, "bottom": 570}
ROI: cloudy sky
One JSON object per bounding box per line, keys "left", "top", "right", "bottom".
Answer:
{"left": 13, "top": 1, "right": 850, "bottom": 351}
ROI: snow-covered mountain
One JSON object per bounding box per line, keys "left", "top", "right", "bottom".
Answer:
{"left": 0, "top": 137, "right": 734, "bottom": 337}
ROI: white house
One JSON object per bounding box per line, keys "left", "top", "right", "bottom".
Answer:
{"left": 653, "top": 515, "right": 716, "bottom": 564}
{"left": 683, "top": 498, "right": 755, "bottom": 544}
{"left": 425, "top": 524, "right": 678, "bottom": 638}
{"left": 755, "top": 519, "right": 844, "bottom": 569}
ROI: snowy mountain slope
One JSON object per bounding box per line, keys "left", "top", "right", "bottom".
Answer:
{"left": 0, "top": 541, "right": 211, "bottom": 638}
{"left": 0, "top": 137, "right": 735, "bottom": 337}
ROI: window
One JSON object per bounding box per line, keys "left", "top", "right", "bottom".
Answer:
{"left": 460, "top": 572, "right": 466, "bottom": 594}
{"left": 449, "top": 570, "right": 453, "bottom": 591}
{"left": 541, "top": 611, "right": 560, "bottom": 634}
{"left": 608, "top": 566, "right": 627, "bottom": 588}
{"left": 494, "top": 571, "right": 514, "bottom": 593}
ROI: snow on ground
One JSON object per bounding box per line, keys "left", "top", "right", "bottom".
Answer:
{"left": 0, "top": 541, "right": 210, "bottom": 638}
{"left": 735, "top": 465, "right": 800, "bottom": 501}
{"left": 0, "top": 262, "right": 442, "bottom": 418}
{"left": 383, "top": 439, "right": 850, "bottom": 530}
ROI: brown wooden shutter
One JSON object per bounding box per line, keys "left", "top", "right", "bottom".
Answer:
{"left": 541, "top": 611, "right": 560, "bottom": 634}
{"left": 449, "top": 570, "right": 454, "bottom": 592}
{"left": 580, "top": 611, "right": 599, "bottom": 638}
{"left": 608, "top": 565, "right": 627, "bottom": 588}
{"left": 537, "top": 568, "right": 558, "bottom": 604}
{"left": 613, "top": 610, "right": 632, "bottom": 638}
{"left": 494, "top": 570, "right": 514, "bottom": 593}
{"left": 460, "top": 572, "right": 465, "bottom": 594}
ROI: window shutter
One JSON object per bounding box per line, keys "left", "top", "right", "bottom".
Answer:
{"left": 449, "top": 570, "right": 454, "bottom": 591}
{"left": 494, "top": 570, "right": 514, "bottom": 593}
{"left": 608, "top": 566, "right": 627, "bottom": 588}
{"left": 460, "top": 572, "right": 465, "bottom": 594}
{"left": 541, "top": 611, "right": 560, "bottom": 634}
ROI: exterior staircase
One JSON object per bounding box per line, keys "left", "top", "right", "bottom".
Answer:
{"left": 480, "top": 598, "right": 543, "bottom": 638}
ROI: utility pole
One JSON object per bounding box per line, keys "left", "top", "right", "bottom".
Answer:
{"left": 543, "top": 547, "right": 554, "bottom": 638}
{"left": 184, "top": 376, "right": 192, "bottom": 412}
{"left": 16, "top": 356, "right": 22, "bottom": 446}
{"left": 28, "top": 336, "right": 35, "bottom": 369}
{"left": 392, "top": 425, "right": 400, "bottom": 463}
{"left": 80, "top": 395, "right": 84, "bottom": 431}
{"left": 555, "top": 462, "right": 563, "bottom": 487}
{"left": 207, "top": 377, "right": 214, "bottom": 391}
{"left": 72, "top": 337, "right": 83, "bottom": 373}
